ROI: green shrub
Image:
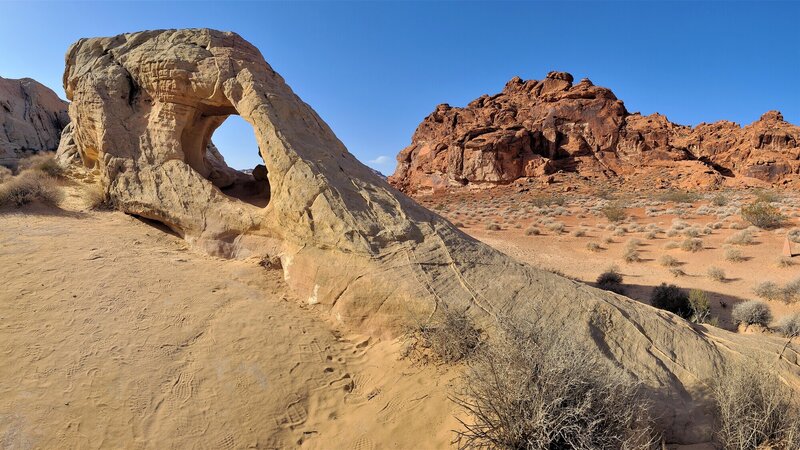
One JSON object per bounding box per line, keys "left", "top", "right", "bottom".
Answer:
{"left": 741, "top": 201, "right": 785, "bottom": 229}
{"left": 601, "top": 203, "right": 627, "bottom": 223}
{"left": 650, "top": 283, "right": 691, "bottom": 318}
{"left": 688, "top": 289, "right": 711, "bottom": 324}
{"left": 596, "top": 267, "right": 625, "bottom": 294}
{"left": 731, "top": 300, "right": 772, "bottom": 326}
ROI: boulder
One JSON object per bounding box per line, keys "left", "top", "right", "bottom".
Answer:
{"left": 59, "top": 29, "right": 800, "bottom": 444}
{"left": 0, "top": 76, "right": 69, "bottom": 168}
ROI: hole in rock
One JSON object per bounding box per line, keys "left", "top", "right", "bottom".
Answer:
{"left": 181, "top": 112, "right": 270, "bottom": 208}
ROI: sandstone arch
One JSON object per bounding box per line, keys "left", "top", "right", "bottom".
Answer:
{"left": 58, "top": 28, "right": 800, "bottom": 444}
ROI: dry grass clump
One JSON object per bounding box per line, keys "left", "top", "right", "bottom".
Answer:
{"left": 669, "top": 267, "right": 687, "bottom": 277}
{"left": 663, "top": 241, "right": 679, "bottom": 250}
{"left": 586, "top": 242, "right": 602, "bottom": 252}
{"left": 0, "top": 166, "right": 12, "bottom": 183}
{"left": 454, "top": 318, "right": 658, "bottom": 449}
{"left": 711, "top": 362, "right": 800, "bottom": 449}
{"left": 650, "top": 283, "right": 691, "bottom": 318}
{"left": 524, "top": 226, "right": 540, "bottom": 236}
{"left": 596, "top": 266, "right": 624, "bottom": 294}
{"left": 724, "top": 247, "right": 745, "bottom": 262}
{"left": 486, "top": 222, "right": 501, "bottom": 231}
{"left": 731, "top": 300, "right": 772, "bottom": 326}
{"left": 706, "top": 267, "right": 726, "bottom": 282}
{"left": 753, "top": 279, "right": 800, "bottom": 304}
{"left": 752, "top": 188, "right": 781, "bottom": 204}
{"left": 547, "top": 221, "right": 565, "bottom": 233}
{"left": 623, "top": 240, "right": 641, "bottom": 263}
{"left": 777, "top": 256, "right": 795, "bottom": 268}
{"left": 571, "top": 228, "right": 587, "bottom": 237}
{"left": 16, "top": 152, "right": 64, "bottom": 178}
{"left": 741, "top": 201, "right": 785, "bottom": 230}
{"left": 777, "top": 313, "right": 800, "bottom": 338}
{"left": 659, "top": 255, "right": 679, "bottom": 267}
{"left": 0, "top": 170, "right": 62, "bottom": 208}
{"left": 84, "top": 184, "right": 114, "bottom": 210}
{"left": 726, "top": 230, "right": 754, "bottom": 246}
{"left": 680, "top": 237, "right": 703, "bottom": 252}
{"left": 406, "top": 306, "right": 481, "bottom": 364}
{"left": 600, "top": 203, "right": 627, "bottom": 223}
{"left": 710, "top": 193, "right": 729, "bottom": 207}
{"left": 658, "top": 190, "right": 698, "bottom": 203}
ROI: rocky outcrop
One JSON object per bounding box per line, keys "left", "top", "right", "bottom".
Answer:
{"left": 390, "top": 72, "right": 800, "bottom": 192}
{"left": 0, "top": 77, "right": 69, "bottom": 168}
{"left": 59, "top": 29, "right": 800, "bottom": 444}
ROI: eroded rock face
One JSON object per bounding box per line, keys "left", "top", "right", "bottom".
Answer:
{"left": 0, "top": 77, "right": 69, "bottom": 168}
{"left": 59, "top": 29, "right": 800, "bottom": 443}
{"left": 390, "top": 72, "right": 800, "bottom": 192}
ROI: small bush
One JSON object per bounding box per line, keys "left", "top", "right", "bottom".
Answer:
{"left": 454, "top": 319, "right": 658, "bottom": 449}
{"left": 777, "top": 313, "right": 800, "bottom": 338}
{"left": 663, "top": 241, "right": 679, "bottom": 250}
{"left": 669, "top": 267, "right": 687, "bottom": 277}
{"left": 724, "top": 247, "right": 745, "bottom": 262}
{"left": 707, "top": 267, "right": 726, "bottom": 282}
{"left": 777, "top": 256, "right": 795, "bottom": 268}
{"left": 0, "top": 170, "right": 62, "bottom": 207}
{"left": 752, "top": 188, "right": 781, "bottom": 203}
{"left": 623, "top": 246, "right": 641, "bottom": 263}
{"left": 650, "top": 283, "right": 691, "bottom": 318}
{"left": 84, "top": 184, "right": 114, "bottom": 210}
{"left": 486, "top": 223, "right": 501, "bottom": 231}
{"left": 658, "top": 190, "right": 698, "bottom": 203}
{"left": 547, "top": 222, "right": 565, "bottom": 233}
{"left": 688, "top": 289, "right": 711, "bottom": 324}
{"left": 408, "top": 307, "right": 481, "bottom": 364}
{"left": 659, "top": 255, "right": 679, "bottom": 267}
{"left": 586, "top": 242, "right": 602, "bottom": 252}
{"left": 741, "top": 201, "right": 785, "bottom": 229}
{"left": 726, "top": 230, "right": 754, "bottom": 246}
{"left": 711, "top": 362, "right": 800, "bottom": 449}
{"left": 572, "top": 229, "right": 586, "bottom": 237}
{"left": 596, "top": 267, "right": 625, "bottom": 294}
{"left": 601, "top": 203, "right": 627, "bottom": 223}
{"left": 680, "top": 237, "right": 703, "bottom": 252}
{"left": 754, "top": 281, "right": 782, "bottom": 302}
{"left": 524, "top": 226, "right": 540, "bottom": 236}
{"left": 530, "top": 194, "right": 566, "bottom": 207}
{"left": 711, "top": 193, "right": 729, "bottom": 207}
{"left": 731, "top": 300, "right": 772, "bottom": 326}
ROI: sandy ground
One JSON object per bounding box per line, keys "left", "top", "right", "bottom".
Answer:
{"left": 0, "top": 191, "right": 460, "bottom": 448}
{"left": 418, "top": 188, "right": 800, "bottom": 332}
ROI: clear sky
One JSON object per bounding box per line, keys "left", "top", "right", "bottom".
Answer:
{"left": 1, "top": 1, "right": 798, "bottom": 173}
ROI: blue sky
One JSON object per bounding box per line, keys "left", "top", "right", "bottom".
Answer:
{"left": 1, "top": 1, "right": 798, "bottom": 173}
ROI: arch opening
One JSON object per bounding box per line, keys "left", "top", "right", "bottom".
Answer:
{"left": 180, "top": 110, "right": 270, "bottom": 208}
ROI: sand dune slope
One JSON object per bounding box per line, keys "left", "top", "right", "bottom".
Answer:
{"left": 0, "top": 209, "right": 457, "bottom": 449}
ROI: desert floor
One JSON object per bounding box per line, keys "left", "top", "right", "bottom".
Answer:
{"left": 0, "top": 185, "right": 460, "bottom": 449}
{"left": 417, "top": 186, "right": 800, "bottom": 332}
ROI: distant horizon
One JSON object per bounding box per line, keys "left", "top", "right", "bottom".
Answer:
{"left": 2, "top": 1, "right": 797, "bottom": 173}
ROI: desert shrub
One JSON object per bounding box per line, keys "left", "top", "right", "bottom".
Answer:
{"left": 547, "top": 222, "right": 565, "bottom": 233}
{"left": 0, "top": 166, "right": 12, "bottom": 183}
{"left": 752, "top": 188, "right": 781, "bottom": 204}
{"left": 650, "top": 283, "right": 691, "bottom": 318}
{"left": 777, "top": 313, "right": 800, "bottom": 338}
{"left": 524, "top": 227, "right": 540, "bottom": 236}
{"left": 680, "top": 237, "right": 703, "bottom": 252}
{"left": 603, "top": 236, "right": 614, "bottom": 245}
{"left": 601, "top": 203, "right": 627, "bottom": 223}
{"left": 645, "top": 230, "right": 657, "bottom": 239}
{"left": 731, "top": 300, "right": 772, "bottom": 326}
{"left": 724, "top": 247, "right": 745, "bottom": 262}
{"left": 658, "top": 190, "right": 698, "bottom": 203}
{"left": 530, "top": 194, "right": 566, "bottom": 207}
{"left": 669, "top": 267, "right": 687, "bottom": 277}
{"left": 777, "top": 256, "right": 795, "bottom": 268}
{"left": 407, "top": 306, "right": 481, "bottom": 364}
{"left": 623, "top": 246, "right": 641, "bottom": 263}
{"left": 454, "top": 319, "right": 658, "bottom": 449}
{"left": 663, "top": 241, "right": 679, "bottom": 250}
{"left": 726, "top": 230, "right": 754, "bottom": 245}
{"left": 785, "top": 279, "right": 800, "bottom": 303}
{"left": 683, "top": 227, "right": 701, "bottom": 238}
{"left": 596, "top": 267, "right": 625, "bottom": 294}
{"left": 741, "top": 201, "right": 785, "bottom": 229}
{"left": 486, "top": 222, "right": 501, "bottom": 231}
{"left": 707, "top": 266, "right": 726, "bottom": 282}
{"left": 84, "top": 184, "right": 114, "bottom": 210}
{"left": 0, "top": 170, "right": 62, "bottom": 207}
{"left": 711, "top": 193, "right": 729, "bottom": 207}
{"left": 572, "top": 228, "right": 586, "bottom": 237}
{"left": 688, "top": 289, "right": 711, "bottom": 324}
{"left": 659, "top": 255, "right": 679, "bottom": 267}
{"left": 586, "top": 242, "right": 601, "bottom": 252}
{"left": 16, "top": 152, "right": 63, "bottom": 177}
{"left": 754, "top": 281, "right": 783, "bottom": 302}
{"left": 711, "top": 362, "right": 800, "bottom": 449}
